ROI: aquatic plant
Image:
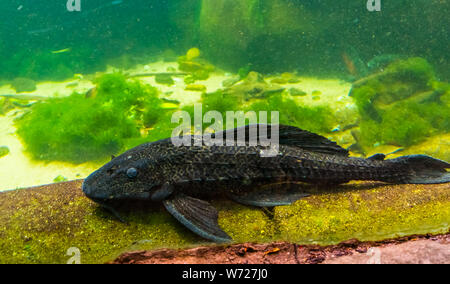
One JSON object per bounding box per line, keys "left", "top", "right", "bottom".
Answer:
{"left": 359, "top": 101, "right": 449, "bottom": 149}
{"left": 351, "top": 58, "right": 436, "bottom": 120}
{"left": 186, "top": 88, "right": 333, "bottom": 135}
{"left": 16, "top": 73, "right": 168, "bottom": 163}
{"left": 247, "top": 95, "right": 334, "bottom": 134}
{"left": 350, "top": 58, "right": 449, "bottom": 151}
{"left": 202, "top": 90, "right": 241, "bottom": 116}
{"left": 0, "top": 48, "right": 86, "bottom": 81}
{"left": 16, "top": 94, "right": 136, "bottom": 163}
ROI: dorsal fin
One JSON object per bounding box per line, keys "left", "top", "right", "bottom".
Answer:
{"left": 211, "top": 124, "right": 349, "bottom": 156}
{"left": 277, "top": 125, "right": 349, "bottom": 156}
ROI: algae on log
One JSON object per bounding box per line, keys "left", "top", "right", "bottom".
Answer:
{"left": 0, "top": 180, "right": 449, "bottom": 264}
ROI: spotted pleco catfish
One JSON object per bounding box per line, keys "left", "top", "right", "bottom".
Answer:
{"left": 82, "top": 124, "right": 450, "bottom": 242}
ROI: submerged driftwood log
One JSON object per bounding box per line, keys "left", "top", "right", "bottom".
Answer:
{"left": 111, "top": 234, "right": 450, "bottom": 264}
{"left": 0, "top": 180, "right": 448, "bottom": 264}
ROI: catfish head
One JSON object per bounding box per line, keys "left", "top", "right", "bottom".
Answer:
{"left": 82, "top": 148, "right": 160, "bottom": 202}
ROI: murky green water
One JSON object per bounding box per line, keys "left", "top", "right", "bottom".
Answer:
{"left": 0, "top": 1, "right": 448, "bottom": 190}
{"left": 0, "top": 0, "right": 449, "bottom": 264}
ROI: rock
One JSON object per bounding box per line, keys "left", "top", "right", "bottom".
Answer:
{"left": 288, "top": 78, "right": 301, "bottom": 84}
{"left": 178, "top": 60, "right": 209, "bottom": 73}
{"left": 53, "top": 175, "right": 68, "bottom": 183}
{"left": 222, "top": 77, "right": 240, "bottom": 88}
{"left": 192, "top": 69, "right": 210, "bottom": 81}
{"left": 281, "top": 72, "right": 300, "bottom": 82}
{"left": 223, "top": 71, "right": 284, "bottom": 100}
{"left": 289, "top": 88, "right": 307, "bottom": 97}
{"left": 246, "top": 71, "right": 265, "bottom": 83}
{"left": 177, "top": 48, "right": 215, "bottom": 75}
{"left": 176, "top": 47, "right": 214, "bottom": 84}
{"left": 184, "top": 75, "right": 196, "bottom": 84}
{"left": 0, "top": 146, "right": 10, "bottom": 158}
{"left": 270, "top": 78, "right": 288, "bottom": 84}
{"left": 271, "top": 73, "right": 301, "bottom": 84}
{"left": 186, "top": 47, "right": 200, "bottom": 61}
{"left": 155, "top": 74, "right": 175, "bottom": 86}
{"left": 161, "top": 49, "right": 177, "bottom": 62}
{"left": 0, "top": 180, "right": 448, "bottom": 263}
{"left": 185, "top": 84, "right": 207, "bottom": 92}
{"left": 166, "top": 66, "right": 176, "bottom": 72}
{"left": 10, "top": 77, "right": 37, "bottom": 93}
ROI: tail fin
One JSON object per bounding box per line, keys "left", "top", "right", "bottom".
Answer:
{"left": 390, "top": 155, "right": 450, "bottom": 184}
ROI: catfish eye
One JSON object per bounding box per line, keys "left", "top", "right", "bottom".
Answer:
{"left": 126, "top": 167, "right": 138, "bottom": 179}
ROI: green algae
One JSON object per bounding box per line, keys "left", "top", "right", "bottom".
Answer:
{"left": 0, "top": 180, "right": 448, "bottom": 264}
{"left": 217, "top": 201, "right": 275, "bottom": 243}
{"left": 15, "top": 73, "right": 171, "bottom": 163}
{"left": 0, "top": 181, "right": 199, "bottom": 264}
{"left": 248, "top": 95, "right": 334, "bottom": 134}
{"left": 275, "top": 183, "right": 450, "bottom": 244}
{"left": 350, "top": 57, "right": 450, "bottom": 152}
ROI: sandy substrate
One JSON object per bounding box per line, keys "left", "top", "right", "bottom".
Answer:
{"left": 0, "top": 60, "right": 353, "bottom": 191}
{"left": 0, "top": 113, "right": 99, "bottom": 191}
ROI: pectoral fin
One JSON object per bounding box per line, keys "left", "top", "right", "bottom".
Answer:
{"left": 163, "top": 193, "right": 232, "bottom": 243}
{"left": 228, "top": 183, "right": 310, "bottom": 207}
{"left": 93, "top": 199, "right": 127, "bottom": 224}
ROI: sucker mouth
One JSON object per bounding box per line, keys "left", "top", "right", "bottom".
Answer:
{"left": 81, "top": 180, "right": 91, "bottom": 195}
{"left": 89, "top": 197, "right": 127, "bottom": 223}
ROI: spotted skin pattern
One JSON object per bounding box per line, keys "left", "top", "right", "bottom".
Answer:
{"left": 82, "top": 124, "right": 449, "bottom": 242}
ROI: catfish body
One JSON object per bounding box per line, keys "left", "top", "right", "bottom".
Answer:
{"left": 82, "top": 124, "right": 450, "bottom": 242}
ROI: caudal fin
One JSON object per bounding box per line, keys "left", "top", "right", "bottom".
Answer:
{"left": 390, "top": 155, "right": 450, "bottom": 184}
